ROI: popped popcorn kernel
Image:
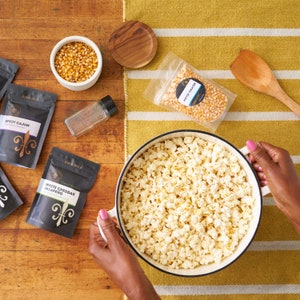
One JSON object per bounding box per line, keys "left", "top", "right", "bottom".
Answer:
{"left": 120, "top": 136, "right": 254, "bottom": 269}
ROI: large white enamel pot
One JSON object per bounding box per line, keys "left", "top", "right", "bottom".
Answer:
{"left": 100, "top": 129, "right": 269, "bottom": 277}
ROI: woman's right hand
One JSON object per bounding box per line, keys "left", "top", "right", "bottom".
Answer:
{"left": 246, "top": 140, "right": 300, "bottom": 235}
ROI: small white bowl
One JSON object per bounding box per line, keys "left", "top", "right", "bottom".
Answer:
{"left": 50, "top": 36, "right": 102, "bottom": 91}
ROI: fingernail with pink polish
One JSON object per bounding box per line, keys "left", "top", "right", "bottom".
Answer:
{"left": 100, "top": 209, "right": 108, "bottom": 220}
{"left": 246, "top": 140, "right": 257, "bottom": 152}
{"left": 258, "top": 166, "right": 263, "bottom": 172}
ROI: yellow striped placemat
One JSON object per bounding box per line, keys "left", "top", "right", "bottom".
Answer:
{"left": 123, "top": 0, "right": 300, "bottom": 299}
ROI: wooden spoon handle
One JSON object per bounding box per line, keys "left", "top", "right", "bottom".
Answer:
{"left": 272, "top": 85, "right": 300, "bottom": 118}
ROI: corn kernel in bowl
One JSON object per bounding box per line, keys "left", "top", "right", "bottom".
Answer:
{"left": 50, "top": 36, "right": 102, "bottom": 91}
{"left": 54, "top": 41, "right": 98, "bottom": 83}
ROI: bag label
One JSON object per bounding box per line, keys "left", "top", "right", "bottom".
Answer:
{"left": 0, "top": 115, "right": 41, "bottom": 137}
{"left": 176, "top": 78, "right": 206, "bottom": 106}
{"left": 37, "top": 179, "right": 79, "bottom": 206}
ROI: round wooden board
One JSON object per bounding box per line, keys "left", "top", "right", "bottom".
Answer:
{"left": 108, "top": 20, "right": 158, "bottom": 69}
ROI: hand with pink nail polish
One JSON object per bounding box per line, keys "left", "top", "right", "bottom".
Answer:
{"left": 89, "top": 210, "right": 160, "bottom": 300}
{"left": 246, "top": 140, "right": 300, "bottom": 235}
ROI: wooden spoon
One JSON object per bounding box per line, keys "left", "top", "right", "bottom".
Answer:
{"left": 230, "top": 49, "right": 300, "bottom": 117}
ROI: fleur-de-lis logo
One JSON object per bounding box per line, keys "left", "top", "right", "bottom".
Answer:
{"left": 52, "top": 201, "right": 75, "bottom": 227}
{"left": 14, "top": 130, "right": 37, "bottom": 158}
{"left": 0, "top": 185, "right": 8, "bottom": 208}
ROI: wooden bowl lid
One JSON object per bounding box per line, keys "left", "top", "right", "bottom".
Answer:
{"left": 108, "top": 20, "right": 157, "bottom": 69}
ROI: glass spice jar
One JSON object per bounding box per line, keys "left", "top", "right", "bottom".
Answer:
{"left": 64, "top": 95, "right": 118, "bottom": 137}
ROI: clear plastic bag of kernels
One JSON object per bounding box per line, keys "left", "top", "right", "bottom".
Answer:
{"left": 143, "top": 52, "right": 236, "bottom": 132}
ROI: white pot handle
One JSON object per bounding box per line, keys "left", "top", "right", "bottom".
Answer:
{"left": 97, "top": 206, "right": 117, "bottom": 242}
{"left": 240, "top": 146, "right": 270, "bottom": 197}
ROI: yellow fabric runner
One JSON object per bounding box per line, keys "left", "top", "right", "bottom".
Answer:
{"left": 123, "top": 1, "right": 300, "bottom": 299}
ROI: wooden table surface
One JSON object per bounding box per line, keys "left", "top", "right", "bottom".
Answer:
{"left": 0, "top": 1, "right": 125, "bottom": 299}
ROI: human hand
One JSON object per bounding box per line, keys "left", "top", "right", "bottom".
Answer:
{"left": 89, "top": 209, "right": 160, "bottom": 300}
{"left": 246, "top": 140, "right": 300, "bottom": 235}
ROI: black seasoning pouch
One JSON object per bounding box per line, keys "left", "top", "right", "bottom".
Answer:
{"left": 0, "top": 84, "right": 57, "bottom": 169}
{"left": 0, "top": 167, "right": 23, "bottom": 221}
{"left": 0, "top": 58, "right": 18, "bottom": 101}
{"left": 26, "top": 147, "right": 100, "bottom": 238}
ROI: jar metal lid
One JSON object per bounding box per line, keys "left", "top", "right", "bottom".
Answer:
{"left": 99, "top": 95, "right": 118, "bottom": 117}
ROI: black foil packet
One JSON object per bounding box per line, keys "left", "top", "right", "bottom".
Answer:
{"left": 26, "top": 147, "right": 100, "bottom": 238}
{"left": 0, "top": 58, "right": 18, "bottom": 101}
{"left": 0, "top": 84, "right": 57, "bottom": 169}
{"left": 0, "top": 167, "right": 23, "bottom": 221}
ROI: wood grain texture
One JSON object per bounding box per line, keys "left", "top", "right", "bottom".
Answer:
{"left": 108, "top": 20, "right": 157, "bottom": 68}
{"left": 230, "top": 49, "right": 300, "bottom": 117}
{"left": 0, "top": 1, "right": 124, "bottom": 299}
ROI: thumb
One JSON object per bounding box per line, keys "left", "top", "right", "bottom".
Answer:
{"left": 246, "top": 140, "right": 277, "bottom": 173}
{"left": 98, "top": 209, "right": 119, "bottom": 243}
